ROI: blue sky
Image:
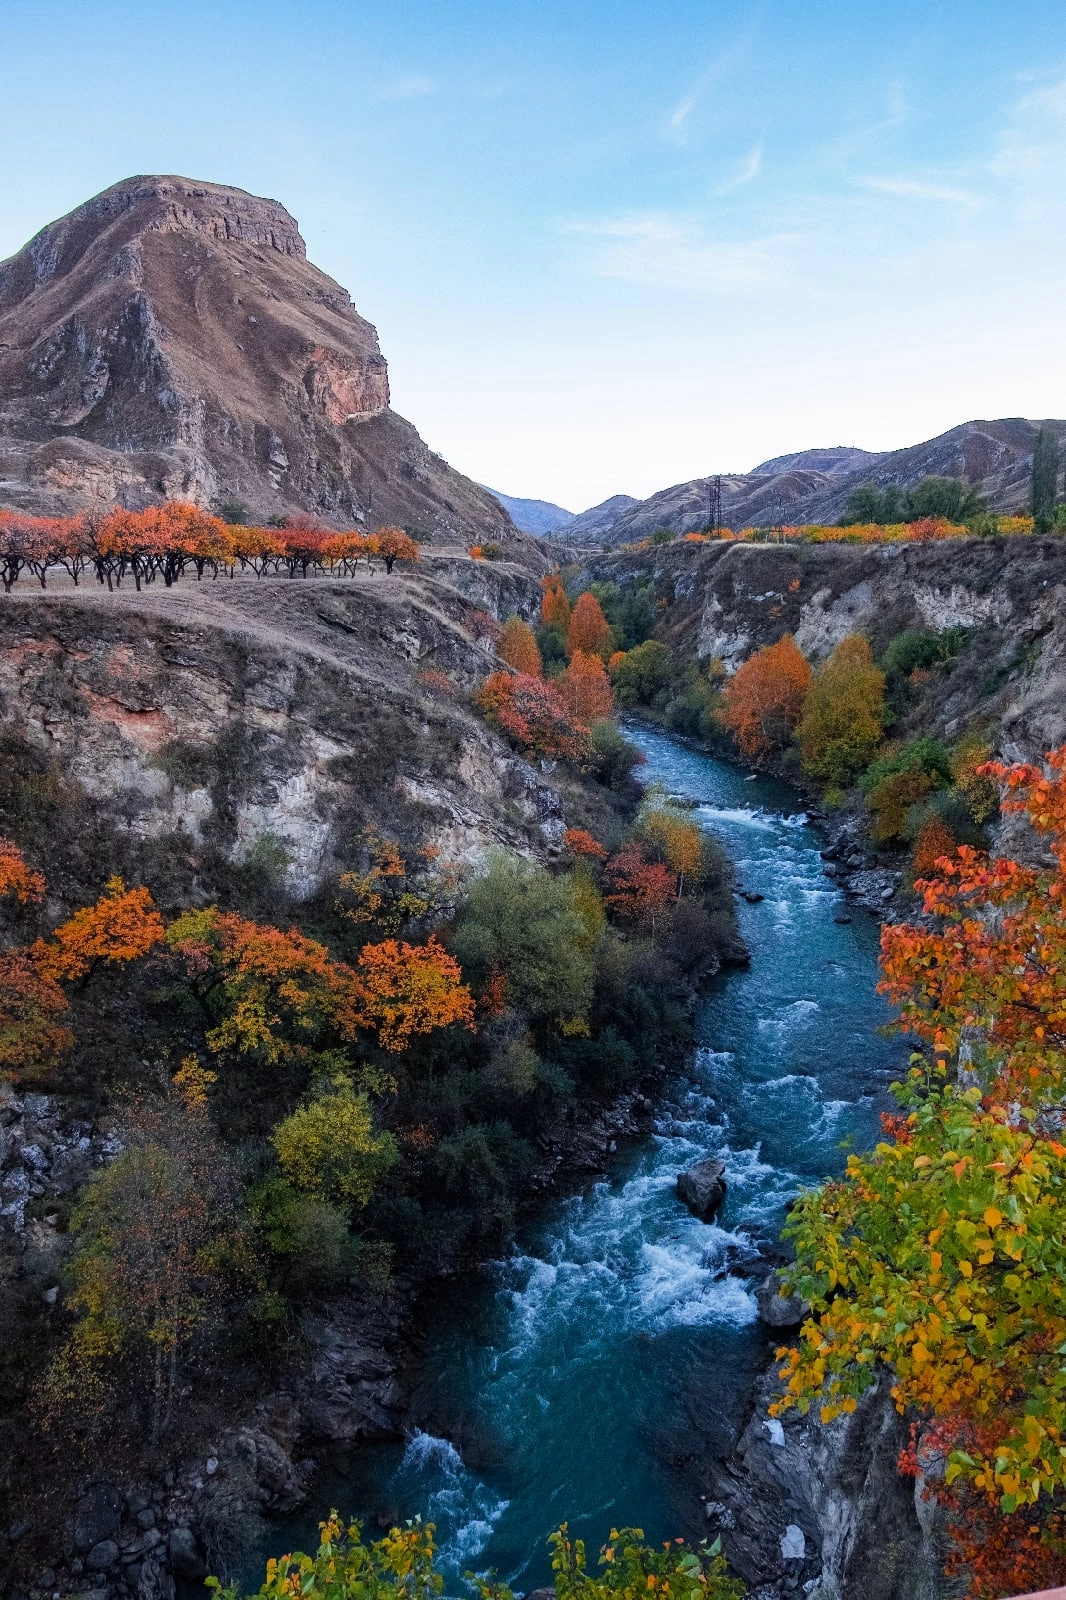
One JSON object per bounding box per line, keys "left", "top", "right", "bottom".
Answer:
{"left": 2, "top": 1, "right": 1065, "bottom": 508}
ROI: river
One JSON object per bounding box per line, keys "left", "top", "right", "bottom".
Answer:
{"left": 275, "top": 728, "right": 904, "bottom": 1591}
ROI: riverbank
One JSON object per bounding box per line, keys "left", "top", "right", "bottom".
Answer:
{"left": 225, "top": 727, "right": 907, "bottom": 1600}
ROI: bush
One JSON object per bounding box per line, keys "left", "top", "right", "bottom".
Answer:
{"left": 451, "top": 850, "right": 597, "bottom": 1030}
{"left": 588, "top": 719, "right": 644, "bottom": 791}
{"left": 610, "top": 640, "right": 674, "bottom": 707}
{"left": 881, "top": 627, "right": 971, "bottom": 681}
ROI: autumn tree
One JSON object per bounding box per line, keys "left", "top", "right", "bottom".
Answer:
{"left": 498, "top": 616, "right": 542, "bottom": 676}
{"left": 637, "top": 791, "right": 704, "bottom": 896}
{"left": 0, "top": 837, "right": 45, "bottom": 905}
{"left": 336, "top": 832, "right": 431, "bottom": 938}
{"left": 603, "top": 844, "right": 676, "bottom": 933}
{"left": 372, "top": 527, "right": 420, "bottom": 574}
{"left": 719, "top": 635, "right": 811, "bottom": 761}
{"left": 775, "top": 748, "right": 1066, "bottom": 1594}
{"left": 350, "top": 936, "right": 474, "bottom": 1052}
{"left": 560, "top": 649, "right": 614, "bottom": 724}
{"left": 567, "top": 592, "right": 614, "bottom": 661}
{"left": 272, "top": 1083, "right": 397, "bottom": 1205}
{"left": 35, "top": 878, "right": 166, "bottom": 984}
{"left": 0, "top": 949, "right": 73, "bottom": 1081}
{"left": 474, "top": 671, "right": 592, "bottom": 763}
{"left": 541, "top": 575, "right": 571, "bottom": 632}
{"left": 796, "top": 634, "right": 885, "bottom": 784}
{"left": 64, "top": 1081, "right": 245, "bottom": 1443}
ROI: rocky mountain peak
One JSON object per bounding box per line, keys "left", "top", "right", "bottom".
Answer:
{"left": 0, "top": 176, "right": 527, "bottom": 554}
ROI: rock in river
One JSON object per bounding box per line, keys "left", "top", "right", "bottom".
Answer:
{"left": 676, "top": 1158, "right": 727, "bottom": 1222}
{"left": 755, "top": 1270, "right": 811, "bottom": 1328}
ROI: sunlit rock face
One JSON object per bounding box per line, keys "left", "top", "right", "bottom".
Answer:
{"left": 0, "top": 176, "right": 521, "bottom": 552}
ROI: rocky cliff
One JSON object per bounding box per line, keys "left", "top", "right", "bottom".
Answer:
{"left": 585, "top": 534, "right": 1066, "bottom": 765}
{"left": 0, "top": 558, "right": 561, "bottom": 919}
{"left": 563, "top": 418, "right": 1066, "bottom": 546}
{"left": 0, "top": 176, "right": 524, "bottom": 550}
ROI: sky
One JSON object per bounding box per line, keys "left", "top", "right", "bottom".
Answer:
{"left": 2, "top": 1, "right": 1066, "bottom": 510}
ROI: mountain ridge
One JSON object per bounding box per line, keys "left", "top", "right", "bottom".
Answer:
{"left": 547, "top": 418, "right": 1066, "bottom": 546}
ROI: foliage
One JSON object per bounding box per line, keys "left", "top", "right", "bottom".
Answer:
{"left": 840, "top": 477, "right": 986, "bottom": 527}
{"left": 609, "top": 641, "right": 674, "bottom": 708}
{"left": 636, "top": 790, "right": 704, "bottom": 892}
{"left": 216, "top": 1514, "right": 745, "bottom": 1600}
{"left": 880, "top": 626, "right": 971, "bottom": 682}
{"left": 1031, "top": 426, "right": 1060, "bottom": 534}
{"left": 352, "top": 937, "right": 474, "bottom": 1052}
{"left": 498, "top": 616, "right": 543, "bottom": 676}
{"left": 719, "top": 636, "right": 811, "bottom": 762}
{"left": 588, "top": 719, "right": 644, "bottom": 791}
{"left": 451, "top": 850, "right": 597, "bottom": 1031}
{"left": 541, "top": 575, "right": 572, "bottom": 633}
{"left": 35, "top": 877, "right": 166, "bottom": 982}
{"left": 0, "top": 836, "right": 45, "bottom": 904}
{"left": 603, "top": 844, "right": 676, "bottom": 934}
{"left": 861, "top": 739, "right": 952, "bottom": 843}
{"left": 910, "top": 816, "right": 957, "bottom": 878}
{"left": 373, "top": 527, "right": 420, "bottom": 574}
{"left": 336, "top": 833, "right": 431, "bottom": 938}
{"left": 561, "top": 650, "right": 615, "bottom": 724}
{"left": 796, "top": 635, "right": 885, "bottom": 784}
{"left": 564, "top": 829, "right": 609, "bottom": 862}
{"left": 272, "top": 1085, "right": 397, "bottom": 1206}
{"left": 775, "top": 749, "right": 1066, "bottom": 1593}
{"left": 950, "top": 736, "right": 999, "bottom": 825}
{"left": 586, "top": 579, "right": 657, "bottom": 650}
{"left": 0, "top": 948, "right": 73, "bottom": 1080}
{"left": 567, "top": 592, "right": 614, "bottom": 661}
{"left": 474, "top": 671, "right": 592, "bottom": 764}
{"left": 64, "top": 1082, "right": 245, "bottom": 1443}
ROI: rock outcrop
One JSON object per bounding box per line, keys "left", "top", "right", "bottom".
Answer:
{"left": 0, "top": 176, "right": 525, "bottom": 551}
{"left": 676, "top": 1157, "right": 727, "bottom": 1221}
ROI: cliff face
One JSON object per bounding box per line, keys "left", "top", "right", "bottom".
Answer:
{"left": 565, "top": 418, "right": 1066, "bottom": 546}
{"left": 0, "top": 559, "right": 557, "bottom": 914}
{"left": 586, "top": 536, "right": 1066, "bottom": 763}
{"left": 0, "top": 177, "right": 522, "bottom": 550}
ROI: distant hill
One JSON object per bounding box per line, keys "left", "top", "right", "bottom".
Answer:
{"left": 480, "top": 486, "right": 574, "bottom": 536}
{"left": 563, "top": 419, "right": 1066, "bottom": 546}
{"left": 751, "top": 446, "right": 880, "bottom": 477}
{"left": 551, "top": 493, "right": 641, "bottom": 545}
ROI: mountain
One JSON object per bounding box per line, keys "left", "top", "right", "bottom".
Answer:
{"left": 750, "top": 445, "right": 879, "bottom": 476}
{"left": 552, "top": 493, "right": 642, "bottom": 545}
{"left": 0, "top": 176, "right": 523, "bottom": 550}
{"left": 571, "top": 418, "right": 1066, "bottom": 546}
{"left": 479, "top": 486, "right": 575, "bottom": 535}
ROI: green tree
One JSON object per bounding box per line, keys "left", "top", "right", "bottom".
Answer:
{"left": 839, "top": 483, "right": 904, "bottom": 525}
{"left": 451, "top": 850, "right": 597, "bottom": 1030}
{"left": 797, "top": 634, "right": 885, "bottom": 784}
{"left": 902, "top": 476, "right": 985, "bottom": 523}
{"left": 1031, "top": 425, "right": 1060, "bottom": 534}
{"left": 272, "top": 1084, "right": 397, "bottom": 1207}
{"left": 610, "top": 640, "right": 673, "bottom": 707}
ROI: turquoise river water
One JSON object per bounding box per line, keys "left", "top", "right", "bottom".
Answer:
{"left": 269, "top": 727, "right": 904, "bottom": 1592}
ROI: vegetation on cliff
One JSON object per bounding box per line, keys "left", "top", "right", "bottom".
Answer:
{"left": 775, "top": 749, "right": 1066, "bottom": 1597}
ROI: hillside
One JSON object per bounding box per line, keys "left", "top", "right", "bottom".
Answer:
{"left": 557, "top": 418, "right": 1066, "bottom": 545}
{"left": 480, "top": 486, "right": 574, "bottom": 535}
{"left": 0, "top": 176, "right": 527, "bottom": 553}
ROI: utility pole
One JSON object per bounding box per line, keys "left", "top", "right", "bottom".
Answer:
{"left": 707, "top": 474, "right": 722, "bottom": 535}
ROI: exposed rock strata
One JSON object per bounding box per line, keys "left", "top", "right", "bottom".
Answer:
{"left": 0, "top": 176, "right": 527, "bottom": 552}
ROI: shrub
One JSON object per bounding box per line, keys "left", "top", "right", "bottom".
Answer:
{"left": 881, "top": 627, "right": 970, "bottom": 681}
{"left": 588, "top": 719, "right": 644, "bottom": 791}
{"left": 610, "top": 640, "right": 674, "bottom": 707}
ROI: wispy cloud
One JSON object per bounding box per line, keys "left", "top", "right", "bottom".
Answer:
{"left": 991, "top": 72, "right": 1066, "bottom": 194}
{"left": 664, "top": 34, "right": 753, "bottom": 145}
{"left": 717, "top": 141, "right": 763, "bottom": 194}
{"left": 377, "top": 74, "right": 437, "bottom": 102}
{"left": 859, "top": 176, "right": 987, "bottom": 211}
{"left": 565, "top": 212, "right": 795, "bottom": 293}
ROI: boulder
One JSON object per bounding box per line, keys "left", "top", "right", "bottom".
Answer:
{"left": 168, "top": 1527, "right": 207, "bottom": 1581}
{"left": 756, "top": 1270, "right": 811, "bottom": 1329}
{"left": 86, "top": 1540, "right": 119, "bottom": 1572}
{"left": 676, "top": 1158, "right": 727, "bottom": 1222}
{"left": 74, "top": 1484, "right": 123, "bottom": 1553}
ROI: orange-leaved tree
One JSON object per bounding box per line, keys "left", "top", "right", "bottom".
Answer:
{"left": 541, "top": 575, "right": 571, "bottom": 632}
{"left": 498, "top": 616, "right": 543, "bottom": 676}
{"left": 475, "top": 672, "right": 591, "bottom": 763}
{"left": 372, "top": 527, "right": 420, "bottom": 574}
{"left": 563, "top": 828, "right": 608, "bottom": 862}
{"left": 603, "top": 844, "right": 677, "bottom": 933}
{"left": 35, "top": 878, "right": 166, "bottom": 984}
{"left": 719, "top": 635, "right": 811, "bottom": 761}
{"left": 560, "top": 649, "right": 614, "bottom": 724}
{"left": 0, "top": 949, "right": 73, "bottom": 1081}
{"left": 350, "top": 936, "right": 475, "bottom": 1052}
{"left": 0, "top": 838, "right": 45, "bottom": 906}
{"left": 566, "top": 592, "right": 614, "bottom": 661}
{"left": 775, "top": 748, "right": 1066, "bottom": 1596}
